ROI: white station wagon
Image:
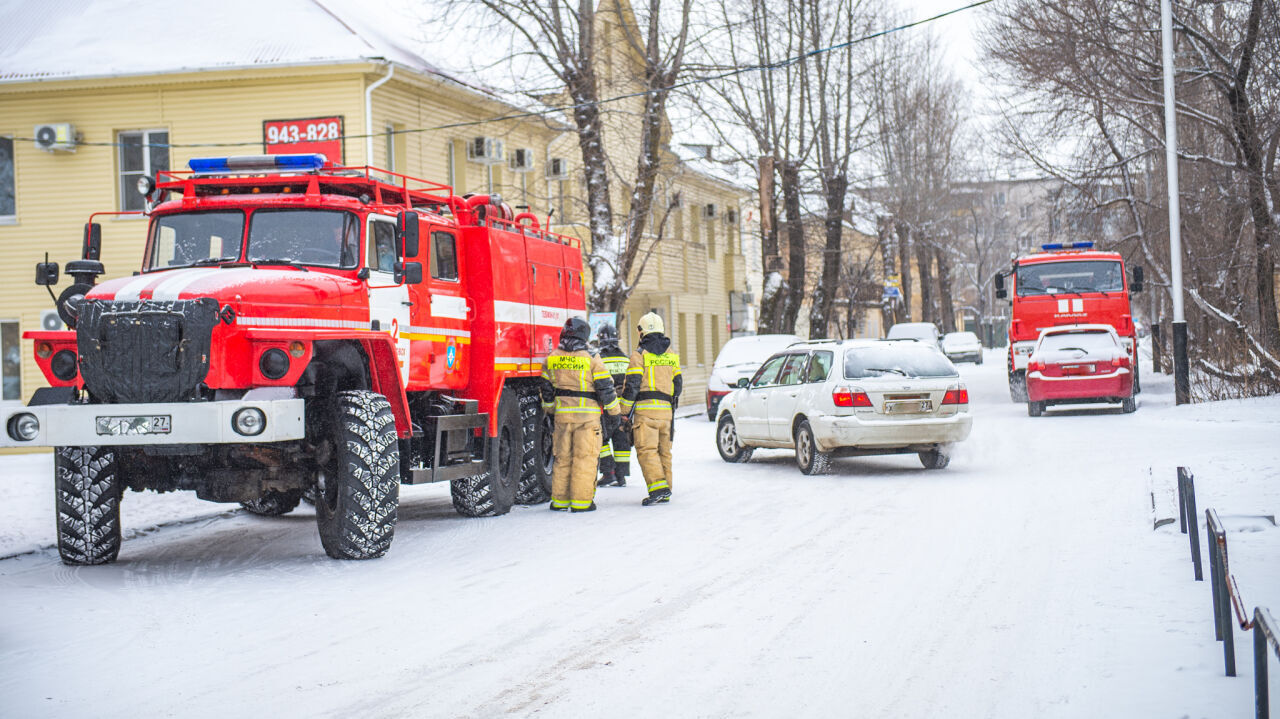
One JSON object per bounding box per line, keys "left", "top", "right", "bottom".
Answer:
{"left": 715, "top": 339, "right": 973, "bottom": 474}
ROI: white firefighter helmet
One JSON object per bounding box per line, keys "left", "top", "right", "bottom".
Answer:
{"left": 637, "top": 311, "right": 665, "bottom": 336}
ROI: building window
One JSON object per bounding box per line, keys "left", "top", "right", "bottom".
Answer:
{"left": 1, "top": 320, "right": 19, "bottom": 400}
{"left": 0, "top": 137, "right": 14, "bottom": 220}
{"left": 711, "top": 314, "right": 720, "bottom": 357}
{"left": 678, "top": 312, "right": 688, "bottom": 360}
{"left": 118, "top": 130, "right": 169, "bottom": 211}
{"left": 695, "top": 313, "right": 705, "bottom": 364}
{"left": 706, "top": 221, "right": 716, "bottom": 260}
{"left": 385, "top": 124, "right": 397, "bottom": 173}
{"left": 446, "top": 142, "right": 456, "bottom": 188}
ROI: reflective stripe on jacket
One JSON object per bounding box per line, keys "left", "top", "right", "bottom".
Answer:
{"left": 540, "top": 349, "right": 621, "bottom": 423}
{"left": 621, "top": 349, "right": 682, "bottom": 417}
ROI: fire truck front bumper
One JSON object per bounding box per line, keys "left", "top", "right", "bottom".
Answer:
{"left": 1, "top": 398, "right": 306, "bottom": 448}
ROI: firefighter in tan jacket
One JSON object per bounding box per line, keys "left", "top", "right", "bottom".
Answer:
{"left": 621, "top": 312, "right": 683, "bottom": 506}
{"left": 540, "top": 317, "right": 621, "bottom": 512}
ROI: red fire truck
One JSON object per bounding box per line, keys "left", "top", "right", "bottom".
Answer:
{"left": 2, "top": 154, "right": 586, "bottom": 564}
{"left": 995, "top": 241, "right": 1145, "bottom": 401}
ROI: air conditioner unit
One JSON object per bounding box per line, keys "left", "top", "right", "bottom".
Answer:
{"left": 40, "top": 309, "right": 63, "bottom": 331}
{"left": 34, "top": 123, "right": 77, "bottom": 152}
{"left": 545, "top": 157, "right": 570, "bottom": 180}
{"left": 703, "top": 203, "right": 718, "bottom": 219}
{"left": 724, "top": 208, "right": 738, "bottom": 224}
{"left": 467, "top": 137, "right": 504, "bottom": 165}
{"left": 509, "top": 148, "right": 535, "bottom": 173}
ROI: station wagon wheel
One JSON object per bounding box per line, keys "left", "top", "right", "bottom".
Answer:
{"left": 716, "top": 414, "right": 753, "bottom": 463}
{"left": 794, "top": 420, "right": 831, "bottom": 475}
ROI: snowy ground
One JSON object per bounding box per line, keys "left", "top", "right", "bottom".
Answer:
{"left": 2, "top": 353, "right": 1277, "bottom": 718}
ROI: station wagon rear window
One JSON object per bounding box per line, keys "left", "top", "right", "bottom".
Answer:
{"left": 844, "top": 345, "right": 957, "bottom": 379}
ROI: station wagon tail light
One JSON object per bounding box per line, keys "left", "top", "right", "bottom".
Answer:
{"left": 1027, "top": 360, "right": 1044, "bottom": 373}
{"left": 942, "top": 387, "right": 969, "bottom": 405}
{"left": 1115, "top": 354, "right": 1130, "bottom": 368}
{"left": 833, "top": 386, "right": 872, "bottom": 408}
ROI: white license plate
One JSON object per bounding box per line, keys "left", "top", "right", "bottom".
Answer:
{"left": 885, "top": 400, "right": 932, "bottom": 414}
{"left": 96, "top": 415, "right": 172, "bottom": 436}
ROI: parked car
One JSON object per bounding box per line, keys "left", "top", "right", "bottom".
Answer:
{"left": 1025, "top": 324, "right": 1135, "bottom": 416}
{"left": 941, "top": 331, "right": 984, "bottom": 364}
{"left": 705, "top": 333, "right": 802, "bottom": 420}
{"left": 887, "top": 321, "right": 943, "bottom": 350}
{"left": 714, "top": 339, "right": 972, "bottom": 474}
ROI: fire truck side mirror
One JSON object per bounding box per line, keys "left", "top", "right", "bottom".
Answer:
{"left": 395, "top": 261, "right": 423, "bottom": 285}
{"left": 35, "top": 262, "right": 59, "bottom": 286}
{"left": 83, "top": 223, "right": 102, "bottom": 261}
{"left": 994, "top": 273, "right": 1007, "bottom": 299}
{"left": 1131, "top": 265, "right": 1144, "bottom": 293}
{"left": 397, "top": 211, "right": 420, "bottom": 257}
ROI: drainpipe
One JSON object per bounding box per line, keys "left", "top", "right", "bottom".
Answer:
{"left": 364, "top": 62, "right": 395, "bottom": 166}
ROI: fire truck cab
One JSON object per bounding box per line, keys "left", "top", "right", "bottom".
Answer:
{"left": 3, "top": 153, "right": 585, "bottom": 564}
{"left": 995, "top": 242, "right": 1144, "bottom": 402}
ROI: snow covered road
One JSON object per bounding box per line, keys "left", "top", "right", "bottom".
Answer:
{"left": 2, "top": 357, "right": 1277, "bottom": 718}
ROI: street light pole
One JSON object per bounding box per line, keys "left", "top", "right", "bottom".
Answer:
{"left": 1160, "top": 0, "right": 1191, "bottom": 404}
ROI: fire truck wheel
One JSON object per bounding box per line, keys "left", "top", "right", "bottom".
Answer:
{"left": 55, "top": 446, "right": 123, "bottom": 566}
{"left": 918, "top": 447, "right": 951, "bottom": 469}
{"left": 314, "top": 390, "right": 400, "bottom": 560}
{"left": 240, "top": 490, "right": 304, "bottom": 517}
{"left": 516, "top": 390, "right": 553, "bottom": 505}
{"left": 452, "top": 389, "right": 519, "bottom": 517}
{"left": 1009, "top": 371, "right": 1028, "bottom": 402}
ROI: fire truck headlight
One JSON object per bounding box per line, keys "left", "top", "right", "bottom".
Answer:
{"left": 232, "top": 408, "right": 266, "bottom": 437}
{"left": 50, "top": 350, "right": 78, "bottom": 381}
{"left": 259, "top": 348, "right": 290, "bottom": 380}
{"left": 7, "top": 413, "right": 40, "bottom": 442}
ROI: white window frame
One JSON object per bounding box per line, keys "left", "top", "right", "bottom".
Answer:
{"left": 1, "top": 319, "right": 21, "bottom": 402}
{"left": 0, "top": 135, "right": 15, "bottom": 224}
{"left": 118, "top": 129, "right": 169, "bottom": 212}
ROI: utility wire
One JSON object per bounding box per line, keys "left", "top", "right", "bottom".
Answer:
{"left": 9, "top": 0, "right": 995, "bottom": 151}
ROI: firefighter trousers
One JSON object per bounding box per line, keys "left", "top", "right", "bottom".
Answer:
{"left": 598, "top": 421, "right": 632, "bottom": 479}
{"left": 632, "top": 414, "right": 673, "bottom": 493}
{"left": 551, "top": 420, "right": 602, "bottom": 510}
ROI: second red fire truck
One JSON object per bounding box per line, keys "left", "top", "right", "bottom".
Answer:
{"left": 996, "top": 242, "right": 1145, "bottom": 401}
{"left": 3, "top": 153, "right": 586, "bottom": 564}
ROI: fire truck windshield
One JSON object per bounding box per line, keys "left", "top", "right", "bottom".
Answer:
{"left": 247, "top": 210, "right": 360, "bottom": 269}
{"left": 148, "top": 211, "right": 246, "bottom": 270}
{"left": 1015, "top": 260, "right": 1123, "bottom": 296}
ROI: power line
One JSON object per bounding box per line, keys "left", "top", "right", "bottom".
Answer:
{"left": 9, "top": 0, "right": 995, "bottom": 151}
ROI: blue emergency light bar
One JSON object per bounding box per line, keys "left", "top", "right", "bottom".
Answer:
{"left": 188, "top": 153, "right": 328, "bottom": 174}
{"left": 1040, "top": 241, "right": 1095, "bottom": 251}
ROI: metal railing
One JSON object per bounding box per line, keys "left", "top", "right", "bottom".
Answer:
{"left": 1207, "top": 508, "right": 1238, "bottom": 675}
{"left": 1177, "top": 466, "right": 1203, "bottom": 580}
{"left": 1255, "top": 607, "right": 1279, "bottom": 718}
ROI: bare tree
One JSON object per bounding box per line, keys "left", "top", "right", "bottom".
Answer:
{"left": 463, "top": 0, "right": 694, "bottom": 311}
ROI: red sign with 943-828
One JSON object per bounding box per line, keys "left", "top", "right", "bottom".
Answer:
{"left": 262, "top": 116, "right": 344, "bottom": 164}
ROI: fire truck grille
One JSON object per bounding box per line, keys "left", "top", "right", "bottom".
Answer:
{"left": 76, "top": 298, "right": 220, "bottom": 403}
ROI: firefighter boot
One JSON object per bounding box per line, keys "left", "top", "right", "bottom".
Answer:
{"left": 597, "top": 468, "right": 616, "bottom": 487}
{"left": 571, "top": 502, "right": 598, "bottom": 513}
{"left": 642, "top": 487, "right": 672, "bottom": 506}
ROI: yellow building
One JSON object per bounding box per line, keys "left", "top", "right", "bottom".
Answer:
{"left": 0, "top": 0, "right": 749, "bottom": 413}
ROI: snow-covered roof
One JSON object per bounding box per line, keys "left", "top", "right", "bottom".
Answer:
{"left": 0, "top": 0, "right": 469, "bottom": 88}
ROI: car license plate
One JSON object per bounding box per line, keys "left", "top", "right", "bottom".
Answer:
{"left": 96, "top": 415, "right": 172, "bottom": 436}
{"left": 885, "top": 400, "right": 931, "bottom": 414}
{"left": 1062, "top": 364, "right": 1096, "bottom": 375}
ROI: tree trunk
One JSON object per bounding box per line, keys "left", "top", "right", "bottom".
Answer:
{"left": 808, "top": 174, "right": 847, "bottom": 339}
{"left": 895, "top": 223, "right": 913, "bottom": 321}
{"left": 935, "top": 246, "right": 956, "bottom": 332}
{"left": 879, "top": 220, "right": 897, "bottom": 334}
{"left": 780, "top": 160, "right": 806, "bottom": 332}
{"left": 757, "top": 158, "right": 785, "bottom": 334}
{"left": 915, "top": 237, "right": 935, "bottom": 325}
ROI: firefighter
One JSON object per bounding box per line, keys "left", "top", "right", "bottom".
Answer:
{"left": 595, "top": 323, "right": 632, "bottom": 488}
{"left": 621, "top": 312, "right": 682, "bottom": 506}
{"left": 541, "top": 317, "right": 622, "bottom": 512}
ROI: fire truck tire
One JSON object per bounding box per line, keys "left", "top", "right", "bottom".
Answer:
{"left": 516, "top": 390, "right": 553, "bottom": 505}
{"left": 315, "top": 390, "right": 400, "bottom": 560}
{"left": 240, "top": 490, "right": 304, "bottom": 517}
{"left": 918, "top": 447, "right": 951, "bottom": 469}
{"left": 55, "top": 446, "right": 122, "bottom": 566}
{"left": 452, "top": 389, "right": 519, "bottom": 517}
